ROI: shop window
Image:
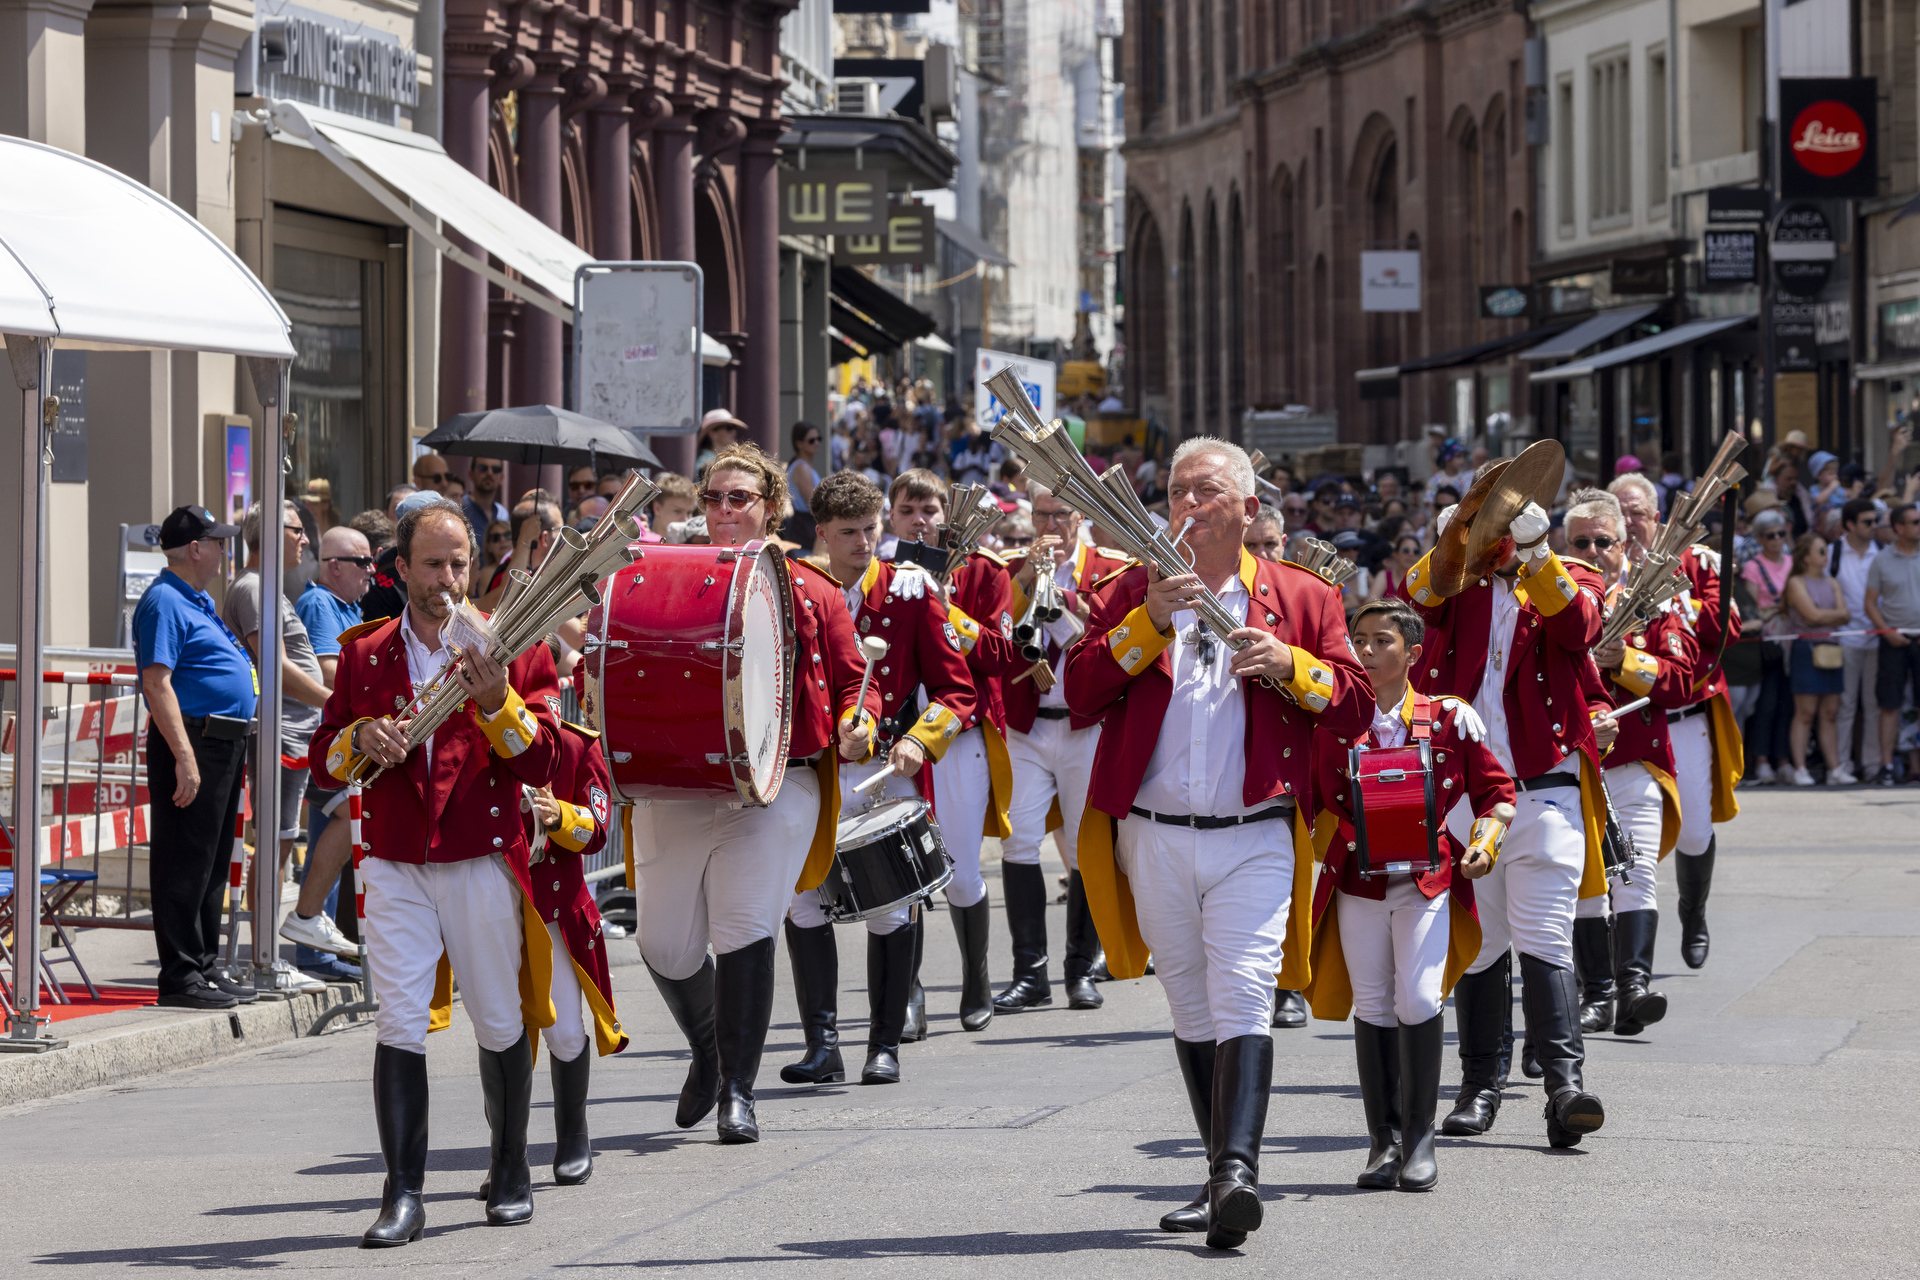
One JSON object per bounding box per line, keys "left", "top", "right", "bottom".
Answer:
{"left": 1588, "top": 52, "right": 1631, "bottom": 225}
{"left": 1883, "top": 298, "right": 1920, "bottom": 359}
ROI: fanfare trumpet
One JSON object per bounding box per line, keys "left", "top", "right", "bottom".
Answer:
{"left": 1595, "top": 433, "right": 1746, "bottom": 651}
{"left": 982, "top": 367, "right": 1265, "bottom": 677}
{"left": 940, "top": 483, "right": 1004, "bottom": 581}
{"left": 1294, "top": 536, "right": 1359, "bottom": 589}
{"left": 342, "top": 470, "right": 661, "bottom": 786}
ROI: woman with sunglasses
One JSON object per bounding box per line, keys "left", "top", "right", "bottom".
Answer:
{"left": 784, "top": 420, "right": 823, "bottom": 551}
{"left": 1742, "top": 508, "right": 1797, "bottom": 784}
{"left": 473, "top": 520, "right": 513, "bottom": 596}
{"left": 626, "top": 442, "right": 881, "bottom": 1147}
{"left": 1374, "top": 535, "right": 1424, "bottom": 602}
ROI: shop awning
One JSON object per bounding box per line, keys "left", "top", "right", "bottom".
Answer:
{"left": 829, "top": 266, "right": 937, "bottom": 355}
{"left": 1517, "top": 304, "right": 1659, "bottom": 362}
{"left": 0, "top": 136, "right": 292, "bottom": 357}
{"left": 914, "top": 332, "right": 955, "bottom": 354}
{"left": 1354, "top": 319, "right": 1577, "bottom": 387}
{"left": 1529, "top": 315, "right": 1754, "bottom": 382}
{"left": 936, "top": 218, "right": 1014, "bottom": 268}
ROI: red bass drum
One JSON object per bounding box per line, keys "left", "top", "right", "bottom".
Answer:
{"left": 584, "top": 541, "right": 796, "bottom": 805}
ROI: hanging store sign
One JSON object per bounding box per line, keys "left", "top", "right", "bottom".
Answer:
{"left": 1778, "top": 77, "right": 1877, "bottom": 199}
{"left": 1610, "top": 257, "right": 1670, "bottom": 296}
{"left": 779, "top": 169, "right": 889, "bottom": 237}
{"left": 1772, "top": 202, "right": 1836, "bottom": 298}
{"left": 259, "top": 13, "right": 419, "bottom": 110}
{"left": 1360, "top": 252, "right": 1421, "bottom": 312}
{"left": 834, "top": 205, "right": 937, "bottom": 265}
{"left": 1706, "top": 186, "right": 1771, "bottom": 225}
{"left": 1772, "top": 299, "right": 1819, "bottom": 372}
{"left": 1703, "top": 230, "right": 1758, "bottom": 284}
{"left": 1479, "top": 286, "right": 1531, "bottom": 319}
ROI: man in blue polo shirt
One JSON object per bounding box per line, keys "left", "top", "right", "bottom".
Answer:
{"left": 133, "top": 506, "right": 260, "bottom": 1009}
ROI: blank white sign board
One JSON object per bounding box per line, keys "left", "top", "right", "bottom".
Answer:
{"left": 574, "top": 262, "right": 704, "bottom": 432}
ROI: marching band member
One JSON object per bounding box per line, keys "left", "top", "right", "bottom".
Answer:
{"left": 628, "top": 443, "right": 878, "bottom": 1145}
{"left": 996, "top": 485, "right": 1129, "bottom": 1013}
{"left": 1064, "top": 439, "right": 1370, "bottom": 1250}
{"left": 1567, "top": 489, "right": 1690, "bottom": 1038}
{"left": 1246, "top": 500, "right": 1309, "bottom": 1029}
{"left": 1404, "top": 475, "right": 1610, "bottom": 1148}
{"left": 785, "top": 471, "right": 979, "bottom": 1086}
{"left": 519, "top": 718, "right": 628, "bottom": 1187}
{"left": 1610, "top": 473, "right": 1741, "bottom": 969}
{"left": 882, "top": 469, "right": 1016, "bottom": 1034}
{"left": 1305, "top": 597, "right": 1513, "bottom": 1192}
{"left": 310, "top": 499, "right": 563, "bottom": 1244}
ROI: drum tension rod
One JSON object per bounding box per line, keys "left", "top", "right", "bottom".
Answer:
{"left": 699, "top": 639, "right": 747, "bottom": 654}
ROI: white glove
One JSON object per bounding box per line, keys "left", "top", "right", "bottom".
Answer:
{"left": 1694, "top": 546, "right": 1722, "bottom": 575}
{"left": 1436, "top": 504, "right": 1459, "bottom": 539}
{"left": 1444, "top": 699, "right": 1487, "bottom": 743}
{"left": 1508, "top": 501, "right": 1549, "bottom": 548}
{"left": 891, "top": 562, "right": 933, "bottom": 600}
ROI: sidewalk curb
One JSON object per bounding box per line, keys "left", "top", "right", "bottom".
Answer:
{"left": 0, "top": 988, "right": 359, "bottom": 1109}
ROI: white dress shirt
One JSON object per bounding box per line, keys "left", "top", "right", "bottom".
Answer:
{"left": 1368, "top": 694, "right": 1409, "bottom": 749}
{"left": 399, "top": 606, "right": 454, "bottom": 779}
{"left": 1134, "top": 576, "right": 1259, "bottom": 818}
{"left": 1471, "top": 577, "right": 1523, "bottom": 778}
{"left": 1037, "top": 554, "right": 1086, "bottom": 710}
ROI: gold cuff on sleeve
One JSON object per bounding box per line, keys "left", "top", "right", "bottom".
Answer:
{"left": 1106, "top": 603, "right": 1173, "bottom": 677}
{"left": 476, "top": 686, "right": 540, "bottom": 758}
{"left": 324, "top": 718, "right": 375, "bottom": 781}
{"left": 905, "top": 701, "right": 963, "bottom": 763}
{"left": 946, "top": 605, "right": 981, "bottom": 654}
{"left": 549, "top": 799, "right": 596, "bottom": 852}
{"left": 1281, "top": 645, "right": 1336, "bottom": 713}
{"left": 1518, "top": 551, "right": 1581, "bottom": 617}
{"left": 1612, "top": 647, "right": 1658, "bottom": 697}
{"left": 1406, "top": 549, "right": 1439, "bottom": 606}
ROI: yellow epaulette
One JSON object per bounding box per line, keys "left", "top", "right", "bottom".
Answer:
{"left": 560, "top": 718, "right": 601, "bottom": 740}
{"left": 1095, "top": 546, "right": 1130, "bottom": 561}
{"left": 795, "top": 555, "right": 842, "bottom": 587}
{"left": 1090, "top": 561, "right": 1138, "bottom": 590}
{"left": 1275, "top": 558, "right": 1341, "bottom": 589}
{"left": 970, "top": 546, "right": 1010, "bottom": 568}
{"left": 338, "top": 617, "right": 391, "bottom": 645}
{"left": 1558, "top": 554, "right": 1600, "bottom": 573}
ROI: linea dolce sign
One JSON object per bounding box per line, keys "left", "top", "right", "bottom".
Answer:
{"left": 1779, "top": 77, "right": 1877, "bottom": 199}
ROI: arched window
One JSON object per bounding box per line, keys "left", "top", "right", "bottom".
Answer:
{"left": 1271, "top": 165, "right": 1297, "bottom": 401}
{"left": 1228, "top": 189, "right": 1246, "bottom": 433}
{"left": 1179, "top": 204, "right": 1198, "bottom": 435}
{"left": 1131, "top": 207, "right": 1170, "bottom": 399}
{"left": 1204, "top": 196, "right": 1221, "bottom": 430}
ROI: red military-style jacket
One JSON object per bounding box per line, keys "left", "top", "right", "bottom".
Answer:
{"left": 1403, "top": 547, "right": 1606, "bottom": 780}
{"left": 524, "top": 721, "right": 628, "bottom": 1056}
{"left": 311, "top": 613, "right": 562, "bottom": 868}
{"left": 1677, "top": 544, "right": 1735, "bottom": 701}
{"left": 1594, "top": 587, "right": 1702, "bottom": 777}
{"left": 788, "top": 557, "right": 886, "bottom": 890}
{"left": 1001, "top": 541, "right": 1131, "bottom": 734}
{"left": 1303, "top": 691, "right": 1512, "bottom": 1022}
{"left": 844, "top": 554, "right": 979, "bottom": 759}
{"left": 1063, "top": 549, "right": 1373, "bottom": 985}
{"left": 945, "top": 551, "right": 1020, "bottom": 736}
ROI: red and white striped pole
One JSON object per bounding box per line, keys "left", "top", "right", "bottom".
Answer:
{"left": 348, "top": 784, "right": 369, "bottom": 988}
{"left": 228, "top": 811, "right": 248, "bottom": 915}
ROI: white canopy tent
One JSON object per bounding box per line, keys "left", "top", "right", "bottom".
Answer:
{"left": 0, "top": 136, "right": 295, "bottom": 1050}
{"left": 268, "top": 101, "right": 732, "bottom": 367}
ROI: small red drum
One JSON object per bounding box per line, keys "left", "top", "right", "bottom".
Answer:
{"left": 585, "top": 541, "right": 795, "bottom": 806}
{"left": 1347, "top": 742, "right": 1442, "bottom": 878}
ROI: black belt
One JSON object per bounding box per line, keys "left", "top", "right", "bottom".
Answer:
{"left": 1033, "top": 707, "right": 1071, "bottom": 721}
{"left": 788, "top": 753, "right": 821, "bottom": 769}
{"left": 1129, "top": 804, "right": 1293, "bottom": 830}
{"left": 1668, "top": 702, "right": 1709, "bottom": 723}
{"left": 1518, "top": 770, "right": 1580, "bottom": 792}
{"left": 184, "top": 713, "right": 257, "bottom": 742}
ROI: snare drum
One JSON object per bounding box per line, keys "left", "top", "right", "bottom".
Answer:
{"left": 585, "top": 541, "right": 795, "bottom": 806}
{"left": 1347, "top": 741, "right": 1443, "bottom": 878}
{"left": 817, "top": 798, "right": 953, "bottom": 923}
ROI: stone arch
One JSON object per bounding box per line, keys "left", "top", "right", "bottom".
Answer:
{"left": 1128, "top": 199, "right": 1170, "bottom": 403}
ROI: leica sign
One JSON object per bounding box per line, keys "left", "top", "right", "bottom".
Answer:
{"left": 1779, "top": 78, "right": 1877, "bottom": 198}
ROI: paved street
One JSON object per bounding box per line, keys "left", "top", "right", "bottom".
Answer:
{"left": 4, "top": 787, "right": 1918, "bottom": 1277}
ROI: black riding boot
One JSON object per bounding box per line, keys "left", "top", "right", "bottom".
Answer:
{"left": 1353, "top": 1019, "right": 1403, "bottom": 1189}
{"left": 1611, "top": 909, "right": 1668, "bottom": 1036}
{"left": 949, "top": 898, "right": 995, "bottom": 1031}
{"left": 901, "top": 914, "right": 928, "bottom": 1043}
{"left": 780, "top": 919, "right": 845, "bottom": 1084}
{"left": 478, "top": 1031, "right": 534, "bottom": 1225}
{"left": 1204, "top": 1035, "right": 1272, "bottom": 1251}
{"left": 550, "top": 1046, "right": 594, "bottom": 1185}
{"left": 1518, "top": 952, "right": 1605, "bottom": 1147}
{"left": 361, "top": 1044, "right": 429, "bottom": 1247}
{"left": 1675, "top": 841, "right": 1715, "bottom": 969}
{"left": 1271, "top": 988, "right": 1308, "bottom": 1028}
{"left": 1063, "top": 871, "right": 1104, "bottom": 1010}
{"left": 646, "top": 955, "right": 721, "bottom": 1128}
{"left": 1160, "top": 1037, "right": 1215, "bottom": 1232}
{"left": 1573, "top": 914, "right": 1616, "bottom": 1034}
{"left": 862, "top": 921, "right": 917, "bottom": 1084}
{"left": 1442, "top": 952, "right": 1511, "bottom": 1135}
{"left": 1396, "top": 1014, "right": 1443, "bottom": 1191}
{"left": 714, "top": 936, "right": 777, "bottom": 1144}
{"left": 992, "top": 862, "right": 1053, "bottom": 1011}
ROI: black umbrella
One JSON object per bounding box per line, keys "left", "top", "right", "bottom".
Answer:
{"left": 423, "top": 404, "right": 662, "bottom": 470}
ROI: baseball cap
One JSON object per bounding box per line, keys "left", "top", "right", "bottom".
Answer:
{"left": 1332, "top": 530, "right": 1366, "bottom": 550}
{"left": 159, "top": 505, "right": 241, "bottom": 549}
{"left": 1333, "top": 494, "right": 1360, "bottom": 510}
{"left": 395, "top": 489, "right": 447, "bottom": 520}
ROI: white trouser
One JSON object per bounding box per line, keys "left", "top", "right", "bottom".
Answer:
{"left": 632, "top": 769, "right": 820, "bottom": 980}
{"left": 928, "top": 726, "right": 990, "bottom": 908}
{"left": 1335, "top": 879, "right": 1449, "bottom": 1026}
{"left": 1002, "top": 718, "right": 1100, "bottom": 873}
{"left": 1577, "top": 762, "right": 1662, "bottom": 918}
{"left": 360, "top": 853, "right": 526, "bottom": 1055}
{"left": 1839, "top": 646, "right": 1882, "bottom": 771}
{"left": 1668, "top": 710, "right": 1714, "bottom": 857}
{"left": 787, "top": 760, "right": 914, "bottom": 935}
{"left": 543, "top": 921, "right": 588, "bottom": 1062}
{"left": 1449, "top": 782, "right": 1586, "bottom": 972}
{"left": 1114, "top": 812, "right": 1293, "bottom": 1043}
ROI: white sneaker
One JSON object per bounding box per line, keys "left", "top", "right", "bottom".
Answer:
{"left": 1755, "top": 762, "right": 1777, "bottom": 784}
{"left": 1791, "top": 767, "right": 1816, "bottom": 786}
{"left": 1829, "top": 765, "right": 1859, "bottom": 786}
{"left": 280, "top": 911, "right": 364, "bottom": 957}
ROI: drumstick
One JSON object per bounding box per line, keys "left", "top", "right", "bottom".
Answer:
{"left": 852, "top": 636, "right": 890, "bottom": 725}
{"left": 851, "top": 764, "right": 898, "bottom": 796}
{"left": 1594, "top": 696, "right": 1651, "bottom": 719}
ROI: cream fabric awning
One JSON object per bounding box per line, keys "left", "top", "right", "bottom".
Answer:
{"left": 0, "top": 136, "right": 291, "bottom": 356}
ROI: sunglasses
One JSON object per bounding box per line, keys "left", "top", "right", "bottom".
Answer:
{"left": 486, "top": 531, "right": 513, "bottom": 543}
{"left": 1761, "top": 530, "right": 1789, "bottom": 539}
{"left": 1001, "top": 536, "right": 1034, "bottom": 547}
{"left": 569, "top": 480, "right": 597, "bottom": 491}
{"left": 470, "top": 463, "right": 503, "bottom": 475}
{"left": 699, "top": 488, "right": 765, "bottom": 511}
{"left": 1569, "top": 536, "right": 1618, "bottom": 552}
{"left": 325, "top": 555, "right": 375, "bottom": 568}
{"left": 416, "top": 471, "right": 447, "bottom": 484}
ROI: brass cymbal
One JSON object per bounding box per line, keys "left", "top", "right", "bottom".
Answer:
{"left": 1429, "top": 440, "right": 1567, "bottom": 596}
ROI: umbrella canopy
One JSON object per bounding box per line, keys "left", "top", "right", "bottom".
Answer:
{"left": 423, "top": 404, "right": 662, "bottom": 470}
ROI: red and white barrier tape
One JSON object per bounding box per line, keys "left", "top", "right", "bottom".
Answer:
{"left": 228, "top": 810, "right": 247, "bottom": 907}
{"left": 0, "top": 669, "right": 140, "bottom": 686}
